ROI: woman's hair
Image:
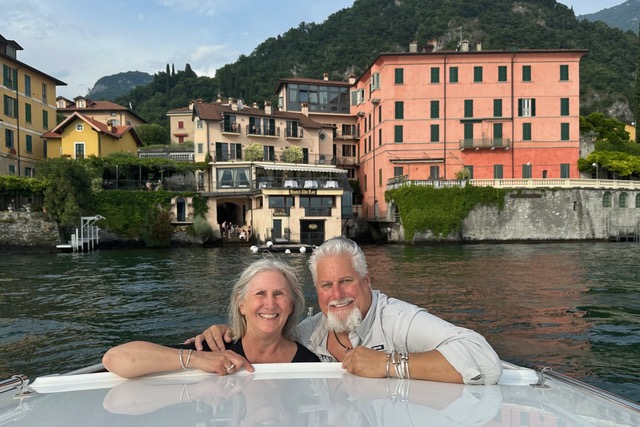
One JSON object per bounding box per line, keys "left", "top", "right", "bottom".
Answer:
{"left": 228, "top": 258, "right": 305, "bottom": 341}
{"left": 308, "top": 237, "right": 368, "bottom": 285}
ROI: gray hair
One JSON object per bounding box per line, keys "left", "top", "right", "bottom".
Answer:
{"left": 229, "top": 258, "right": 305, "bottom": 341}
{"left": 308, "top": 237, "right": 368, "bottom": 285}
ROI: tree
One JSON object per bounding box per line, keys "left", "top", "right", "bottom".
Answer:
{"left": 245, "top": 143, "right": 264, "bottom": 161}
{"left": 635, "top": 22, "right": 640, "bottom": 144}
{"left": 281, "top": 146, "right": 303, "bottom": 163}
{"left": 36, "top": 158, "right": 94, "bottom": 232}
{"left": 135, "top": 123, "right": 169, "bottom": 145}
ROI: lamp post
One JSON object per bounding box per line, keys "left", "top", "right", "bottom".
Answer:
{"left": 592, "top": 162, "right": 598, "bottom": 180}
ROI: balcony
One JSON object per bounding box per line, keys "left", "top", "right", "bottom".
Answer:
{"left": 334, "top": 129, "right": 360, "bottom": 140}
{"left": 285, "top": 128, "right": 304, "bottom": 139}
{"left": 247, "top": 125, "right": 280, "bottom": 138}
{"left": 221, "top": 122, "right": 241, "bottom": 134}
{"left": 459, "top": 138, "right": 511, "bottom": 150}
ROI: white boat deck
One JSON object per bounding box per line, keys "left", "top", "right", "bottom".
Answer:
{"left": 1, "top": 362, "right": 638, "bottom": 426}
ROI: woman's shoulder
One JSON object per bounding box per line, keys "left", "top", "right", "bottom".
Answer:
{"left": 293, "top": 341, "right": 321, "bottom": 362}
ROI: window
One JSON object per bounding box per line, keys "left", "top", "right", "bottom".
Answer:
{"left": 430, "top": 124, "right": 439, "bottom": 142}
{"left": 449, "top": 67, "right": 458, "bottom": 83}
{"left": 3, "top": 64, "right": 16, "bottom": 90}
{"left": 498, "top": 66, "right": 507, "bottom": 82}
{"left": 286, "top": 120, "right": 300, "bottom": 138}
{"left": 351, "top": 89, "right": 365, "bottom": 106}
{"left": 25, "top": 103, "right": 32, "bottom": 123}
{"left": 24, "top": 75, "right": 31, "bottom": 97}
{"left": 463, "top": 165, "right": 474, "bottom": 179}
{"left": 603, "top": 192, "right": 612, "bottom": 208}
{"left": 25, "top": 167, "right": 32, "bottom": 177}
{"left": 395, "top": 101, "right": 404, "bottom": 119}
{"left": 560, "top": 65, "right": 569, "bottom": 81}
{"left": 464, "top": 123, "right": 474, "bottom": 141}
{"left": 394, "top": 68, "right": 404, "bottom": 84}
{"left": 620, "top": 192, "right": 628, "bottom": 208}
{"left": 75, "top": 123, "right": 84, "bottom": 131}
{"left": 394, "top": 166, "right": 404, "bottom": 177}
{"left": 178, "top": 121, "right": 184, "bottom": 129}
{"left": 522, "top": 163, "right": 532, "bottom": 179}
{"left": 430, "top": 100, "right": 439, "bottom": 119}
{"left": 43, "top": 110, "right": 49, "bottom": 128}
{"left": 494, "top": 164, "right": 504, "bottom": 179}
{"left": 75, "top": 142, "right": 85, "bottom": 160}
{"left": 464, "top": 100, "right": 473, "bottom": 118}
{"left": 364, "top": 175, "right": 367, "bottom": 191}
{"left": 300, "top": 196, "right": 333, "bottom": 216}
{"left": 8, "top": 164, "right": 15, "bottom": 175}
{"left": 269, "top": 196, "right": 295, "bottom": 216}
{"left": 518, "top": 99, "right": 536, "bottom": 117}
{"left": 560, "top": 98, "right": 569, "bottom": 116}
{"left": 473, "top": 66, "right": 483, "bottom": 82}
{"left": 342, "top": 144, "right": 356, "bottom": 157}
{"left": 197, "top": 143, "right": 203, "bottom": 154}
{"left": 217, "top": 167, "right": 251, "bottom": 189}
{"left": 196, "top": 119, "right": 203, "bottom": 129}
{"left": 493, "top": 99, "right": 502, "bottom": 117}
{"left": 42, "top": 83, "right": 48, "bottom": 104}
{"left": 378, "top": 168, "right": 382, "bottom": 186}
{"left": 522, "top": 65, "right": 531, "bottom": 82}
{"left": 560, "top": 163, "right": 570, "bottom": 178}
{"left": 215, "top": 142, "right": 242, "bottom": 161}
{"left": 429, "top": 165, "right": 439, "bottom": 180}
{"left": 523, "top": 123, "right": 532, "bottom": 141}
{"left": 561, "top": 123, "right": 570, "bottom": 141}
{"left": 493, "top": 123, "right": 503, "bottom": 142}
{"left": 370, "top": 72, "right": 380, "bottom": 91}
{"left": 26, "top": 135, "right": 32, "bottom": 153}
{"left": 3, "top": 95, "right": 17, "bottom": 117}
{"left": 5, "top": 129, "right": 14, "bottom": 148}
{"left": 430, "top": 67, "right": 440, "bottom": 83}
{"left": 263, "top": 145, "right": 275, "bottom": 161}
{"left": 378, "top": 105, "right": 382, "bottom": 123}
{"left": 394, "top": 125, "right": 403, "bottom": 143}
{"left": 224, "top": 115, "right": 239, "bottom": 133}
{"left": 636, "top": 194, "right": 640, "bottom": 208}
{"left": 378, "top": 128, "right": 382, "bottom": 146}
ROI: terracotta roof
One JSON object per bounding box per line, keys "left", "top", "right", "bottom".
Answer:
{"left": 41, "top": 112, "right": 142, "bottom": 146}
{"left": 192, "top": 101, "right": 323, "bottom": 129}
{"left": 61, "top": 98, "right": 130, "bottom": 111}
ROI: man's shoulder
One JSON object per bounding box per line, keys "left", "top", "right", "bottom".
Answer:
{"left": 297, "top": 313, "right": 323, "bottom": 340}
{"left": 376, "top": 291, "right": 423, "bottom": 316}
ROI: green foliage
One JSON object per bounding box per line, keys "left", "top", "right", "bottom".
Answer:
{"left": 135, "top": 123, "right": 169, "bottom": 145}
{"left": 0, "top": 176, "right": 47, "bottom": 197}
{"left": 454, "top": 168, "right": 471, "bottom": 180}
{"left": 281, "top": 146, "right": 303, "bottom": 163}
{"left": 145, "top": 209, "right": 174, "bottom": 247}
{"left": 581, "top": 112, "right": 631, "bottom": 145}
{"left": 192, "top": 196, "right": 208, "bottom": 217}
{"left": 386, "top": 185, "right": 506, "bottom": 241}
{"left": 580, "top": 151, "right": 640, "bottom": 178}
{"left": 91, "top": 190, "right": 173, "bottom": 238}
{"left": 36, "top": 158, "right": 94, "bottom": 227}
{"left": 245, "top": 143, "right": 264, "bottom": 161}
{"left": 192, "top": 214, "right": 214, "bottom": 241}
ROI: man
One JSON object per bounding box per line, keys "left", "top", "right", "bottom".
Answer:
{"left": 191, "top": 237, "right": 502, "bottom": 384}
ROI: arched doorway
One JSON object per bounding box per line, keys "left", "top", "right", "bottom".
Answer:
{"left": 217, "top": 202, "right": 241, "bottom": 226}
{"left": 176, "top": 197, "right": 186, "bottom": 222}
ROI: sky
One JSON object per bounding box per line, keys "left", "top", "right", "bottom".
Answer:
{"left": 2, "top": 0, "right": 628, "bottom": 99}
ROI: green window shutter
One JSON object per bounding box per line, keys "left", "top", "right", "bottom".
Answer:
{"left": 25, "top": 103, "right": 32, "bottom": 122}
{"left": 522, "top": 65, "right": 531, "bottom": 82}
{"left": 395, "top": 101, "right": 404, "bottom": 119}
{"left": 42, "top": 110, "right": 49, "bottom": 128}
{"left": 560, "top": 65, "right": 569, "bottom": 81}
{"left": 498, "top": 66, "right": 507, "bottom": 82}
{"left": 561, "top": 123, "right": 570, "bottom": 140}
{"left": 464, "top": 123, "right": 473, "bottom": 140}
{"left": 493, "top": 123, "right": 503, "bottom": 139}
{"left": 560, "top": 163, "right": 570, "bottom": 178}
{"left": 560, "top": 98, "right": 569, "bottom": 116}
{"left": 430, "top": 67, "right": 440, "bottom": 83}
{"left": 430, "top": 124, "right": 439, "bottom": 142}
{"left": 493, "top": 99, "right": 502, "bottom": 117}
{"left": 464, "top": 100, "right": 473, "bottom": 118}
{"left": 394, "top": 125, "right": 403, "bottom": 143}
{"left": 474, "top": 66, "right": 483, "bottom": 82}
{"left": 494, "top": 164, "right": 503, "bottom": 179}
{"left": 449, "top": 67, "right": 458, "bottom": 83}
{"left": 395, "top": 68, "right": 404, "bottom": 84}
{"left": 522, "top": 123, "right": 532, "bottom": 141}
{"left": 430, "top": 100, "right": 439, "bottom": 118}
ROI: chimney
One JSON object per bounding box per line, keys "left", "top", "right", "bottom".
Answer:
{"left": 231, "top": 101, "right": 238, "bottom": 111}
{"left": 253, "top": 101, "right": 259, "bottom": 109}
{"left": 476, "top": 43, "right": 482, "bottom": 51}
{"left": 189, "top": 101, "right": 194, "bottom": 110}
{"left": 264, "top": 100, "right": 272, "bottom": 115}
{"left": 409, "top": 40, "right": 418, "bottom": 53}
{"left": 301, "top": 103, "right": 309, "bottom": 116}
{"left": 216, "top": 94, "right": 222, "bottom": 103}
{"left": 106, "top": 120, "right": 113, "bottom": 132}
{"left": 323, "top": 72, "right": 329, "bottom": 81}
{"left": 348, "top": 73, "right": 356, "bottom": 85}
{"left": 460, "top": 40, "right": 469, "bottom": 52}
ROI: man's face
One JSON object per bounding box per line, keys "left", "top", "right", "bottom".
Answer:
{"left": 314, "top": 255, "right": 372, "bottom": 331}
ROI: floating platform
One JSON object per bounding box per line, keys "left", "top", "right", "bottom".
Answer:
{"left": 252, "top": 243, "right": 315, "bottom": 254}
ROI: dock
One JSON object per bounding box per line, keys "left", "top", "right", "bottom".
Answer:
{"left": 56, "top": 215, "right": 104, "bottom": 252}
{"left": 252, "top": 243, "right": 315, "bottom": 254}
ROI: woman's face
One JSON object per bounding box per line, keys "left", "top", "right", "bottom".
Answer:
{"left": 239, "top": 270, "right": 294, "bottom": 338}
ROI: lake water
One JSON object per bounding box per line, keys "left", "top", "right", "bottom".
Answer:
{"left": 0, "top": 242, "right": 638, "bottom": 403}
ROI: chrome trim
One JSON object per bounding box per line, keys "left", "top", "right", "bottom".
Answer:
{"left": 542, "top": 368, "right": 640, "bottom": 412}
{"left": 0, "top": 375, "right": 28, "bottom": 395}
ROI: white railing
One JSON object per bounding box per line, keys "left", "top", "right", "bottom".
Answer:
{"left": 388, "top": 178, "right": 640, "bottom": 191}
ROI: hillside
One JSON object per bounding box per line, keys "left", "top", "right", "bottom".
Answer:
{"left": 580, "top": 0, "right": 639, "bottom": 34}
{"left": 88, "top": 71, "right": 153, "bottom": 100}
{"left": 113, "top": 0, "right": 639, "bottom": 127}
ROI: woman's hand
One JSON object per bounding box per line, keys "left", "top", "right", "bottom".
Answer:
{"left": 190, "top": 349, "right": 254, "bottom": 375}
{"left": 183, "top": 324, "right": 233, "bottom": 351}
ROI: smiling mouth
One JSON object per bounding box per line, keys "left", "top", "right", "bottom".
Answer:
{"left": 329, "top": 299, "right": 353, "bottom": 309}
{"left": 259, "top": 313, "right": 279, "bottom": 319}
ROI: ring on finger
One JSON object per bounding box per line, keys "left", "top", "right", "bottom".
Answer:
{"left": 226, "top": 363, "right": 235, "bottom": 373}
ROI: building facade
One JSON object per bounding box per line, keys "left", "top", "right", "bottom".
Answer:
{"left": 192, "top": 98, "right": 350, "bottom": 244}
{"left": 1, "top": 34, "right": 66, "bottom": 177}
{"left": 167, "top": 106, "right": 195, "bottom": 145}
{"left": 352, "top": 46, "right": 587, "bottom": 220}
{"left": 56, "top": 96, "right": 147, "bottom": 128}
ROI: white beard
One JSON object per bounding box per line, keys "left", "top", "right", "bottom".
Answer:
{"left": 326, "top": 303, "right": 362, "bottom": 333}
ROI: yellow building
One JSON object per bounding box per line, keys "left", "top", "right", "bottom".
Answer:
{"left": 42, "top": 112, "right": 142, "bottom": 159}
{"left": 167, "top": 105, "right": 195, "bottom": 144}
{"left": 1, "top": 34, "right": 66, "bottom": 176}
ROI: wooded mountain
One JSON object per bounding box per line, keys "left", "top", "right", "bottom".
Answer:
{"left": 579, "top": 0, "right": 639, "bottom": 34}
{"left": 111, "top": 0, "right": 639, "bottom": 130}
{"left": 88, "top": 71, "right": 153, "bottom": 100}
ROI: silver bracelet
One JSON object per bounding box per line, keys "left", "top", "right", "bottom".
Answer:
{"left": 385, "top": 352, "right": 392, "bottom": 378}
{"left": 178, "top": 348, "right": 187, "bottom": 369}
{"left": 185, "top": 349, "right": 193, "bottom": 369}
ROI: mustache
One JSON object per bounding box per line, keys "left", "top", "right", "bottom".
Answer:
{"left": 328, "top": 298, "right": 354, "bottom": 307}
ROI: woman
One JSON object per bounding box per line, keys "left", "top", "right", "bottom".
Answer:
{"left": 102, "top": 258, "right": 319, "bottom": 378}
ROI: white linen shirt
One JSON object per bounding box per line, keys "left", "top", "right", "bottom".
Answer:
{"left": 297, "top": 290, "right": 502, "bottom": 385}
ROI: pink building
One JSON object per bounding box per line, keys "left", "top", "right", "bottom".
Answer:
{"left": 352, "top": 47, "right": 588, "bottom": 219}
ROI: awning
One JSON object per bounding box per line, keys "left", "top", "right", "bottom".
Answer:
{"left": 257, "top": 164, "right": 348, "bottom": 174}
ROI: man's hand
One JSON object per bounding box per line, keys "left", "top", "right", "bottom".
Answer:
{"left": 184, "top": 324, "right": 233, "bottom": 351}
{"left": 340, "top": 347, "right": 388, "bottom": 378}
